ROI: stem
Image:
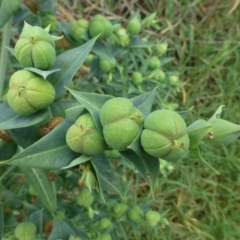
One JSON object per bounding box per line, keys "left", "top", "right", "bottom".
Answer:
{"left": 0, "top": 17, "right": 13, "bottom": 99}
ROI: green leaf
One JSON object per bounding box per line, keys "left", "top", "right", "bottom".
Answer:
{"left": 48, "top": 218, "right": 88, "bottom": 240}
{"left": 24, "top": 67, "right": 61, "bottom": 79}
{"left": 130, "top": 88, "right": 156, "bottom": 118}
{"left": 3, "top": 120, "right": 79, "bottom": 169}
{"left": 0, "top": 140, "right": 17, "bottom": 161}
{"left": 208, "top": 105, "right": 225, "bottom": 121}
{"left": 0, "top": 101, "right": 50, "bottom": 130}
{"left": 0, "top": 0, "right": 20, "bottom": 28}
{"left": 121, "top": 149, "right": 159, "bottom": 193}
{"left": 0, "top": 205, "right": 3, "bottom": 240}
{"left": 29, "top": 209, "right": 43, "bottom": 234}
{"left": 190, "top": 147, "right": 220, "bottom": 175}
{"left": 91, "top": 154, "right": 123, "bottom": 197}
{"left": 66, "top": 88, "right": 113, "bottom": 132}
{"left": 48, "top": 36, "right": 98, "bottom": 100}
{"left": 59, "top": 100, "right": 85, "bottom": 120}
{"left": 5, "top": 46, "right": 15, "bottom": 56}
{"left": 8, "top": 125, "right": 41, "bottom": 148}
{"left": 61, "top": 154, "right": 92, "bottom": 169}
{"left": 128, "top": 36, "right": 155, "bottom": 48}
{"left": 92, "top": 40, "right": 113, "bottom": 59}
{"left": 178, "top": 106, "right": 194, "bottom": 119}
{"left": 19, "top": 167, "right": 57, "bottom": 213}
{"left": 187, "top": 119, "right": 212, "bottom": 149}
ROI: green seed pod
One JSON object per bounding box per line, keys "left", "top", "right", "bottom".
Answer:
{"left": 104, "top": 149, "right": 121, "bottom": 159}
{"left": 69, "top": 19, "right": 89, "bottom": 43}
{"left": 15, "top": 22, "right": 56, "bottom": 70}
{"left": 155, "top": 42, "right": 168, "bottom": 55}
{"left": 112, "top": 203, "right": 128, "bottom": 219}
{"left": 98, "top": 217, "right": 112, "bottom": 230}
{"left": 145, "top": 210, "right": 161, "bottom": 227}
{"left": 84, "top": 53, "right": 95, "bottom": 65}
{"left": 89, "top": 15, "right": 113, "bottom": 39}
{"left": 128, "top": 206, "right": 142, "bottom": 223}
{"left": 113, "top": 28, "right": 130, "bottom": 47}
{"left": 66, "top": 113, "right": 107, "bottom": 155}
{"left": 127, "top": 18, "right": 141, "bottom": 35}
{"left": 14, "top": 222, "right": 36, "bottom": 240}
{"left": 148, "top": 56, "right": 161, "bottom": 70}
{"left": 132, "top": 71, "right": 143, "bottom": 85}
{"left": 203, "top": 119, "right": 240, "bottom": 145}
{"left": 141, "top": 110, "right": 189, "bottom": 161}
{"left": 42, "top": 14, "right": 57, "bottom": 32}
{"left": 99, "top": 98, "right": 144, "bottom": 151}
{"left": 99, "top": 57, "right": 116, "bottom": 73}
{"left": 96, "top": 233, "right": 112, "bottom": 240}
{"left": 150, "top": 69, "right": 166, "bottom": 82}
{"left": 169, "top": 75, "right": 178, "bottom": 85}
{"left": 7, "top": 70, "right": 55, "bottom": 116}
{"left": 76, "top": 188, "right": 94, "bottom": 208}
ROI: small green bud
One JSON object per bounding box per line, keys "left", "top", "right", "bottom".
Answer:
{"left": 7, "top": 70, "right": 55, "bottom": 115}
{"left": 132, "top": 72, "right": 143, "bottom": 85}
{"left": 155, "top": 42, "right": 168, "bottom": 55}
{"left": 127, "top": 18, "right": 141, "bottom": 35}
{"left": 150, "top": 69, "right": 166, "bottom": 82}
{"left": 69, "top": 19, "right": 89, "bottom": 43}
{"left": 84, "top": 53, "right": 95, "bottom": 65}
{"left": 113, "top": 28, "right": 130, "bottom": 47}
{"left": 14, "top": 222, "right": 36, "bottom": 240}
{"left": 128, "top": 206, "right": 142, "bottom": 223}
{"left": 98, "top": 218, "right": 112, "bottom": 230}
{"left": 15, "top": 22, "right": 56, "bottom": 70}
{"left": 42, "top": 14, "right": 57, "bottom": 32}
{"left": 99, "top": 57, "right": 116, "bottom": 73}
{"left": 99, "top": 98, "right": 144, "bottom": 151}
{"left": 141, "top": 110, "right": 189, "bottom": 161}
{"left": 76, "top": 188, "right": 94, "bottom": 208}
{"left": 169, "top": 75, "right": 178, "bottom": 85}
{"left": 66, "top": 113, "right": 107, "bottom": 155}
{"left": 145, "top": 210, "right": 161, "bottom": 227}
{"left": 148, "top": 56, "right": 161, "bottom": 70}
{"left": 112, "top": 203, "right": 128, "bottom": 218}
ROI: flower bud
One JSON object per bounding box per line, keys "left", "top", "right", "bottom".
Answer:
{"left": 113, "top": 28, "right": 130, "bottom": 47}
{"left": 15, "top": 22, "right": 56, "bottom": 70}
{"left": 66, "top": 113, "right": 107, "bottom": 155}
{"left": 76, "top": 188, "right": 94, "bottom": 208}
{"left": 42, "top": 14, "right": 57, "bottom": 32}
{"left": 89, "top": 15, "right": 113, "bottom": 39}
{"left": 14, "top": 222, "right": 36, "bottom": 240}
{"left": 169, "top": 75, "right": 178, "bottom": 86}
{"left": 141, "top": 110, "right": 189, "bottom": 161}
{"left": 99, "top": 98, "right": 144, "bottom": 151}
{"left": 7, "top": 70, "right": 55, "bottom": 115}
{"left": 112, "top": 203, "right": 128, "bottom": 219}
{"left": 150, "top": 69, "right": 166, "bottom": 82}
{"left": 145, "top": 210, "right": 161, "bottom": 227}
{"left": 99, "top": 57, "right": 116, "bottom": 73}
{"left": 69, "top": 19, "right": 89, "bottom": 43}
{"left": 127, "top": 18, "right": 141, "bottom": 35}
{"left": 155, "top": 42, "right": 168, "bottom": 55}
{"left": 128, "top": 206, "right": 142, "bottom": 223}
{"left": 132, "top": 72, "right": 143, "bottom": 85}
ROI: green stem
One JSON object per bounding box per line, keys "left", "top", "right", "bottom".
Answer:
{"left": 0, "top": 17, "right": 13, "bottom": 99}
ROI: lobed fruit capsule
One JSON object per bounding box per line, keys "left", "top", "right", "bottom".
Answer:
{"left": 99, "top": 57, "right": 116, "bottom": 73}
{"left": 66, "top": 113, "right": 107, "bottom": 155}
{"left": 42, "top": 14, "right": 57, "bottom": 32}
{"left": 148, "top": 56, "right": 161, "bottom": 70}
{"left": 69, "top": 19, "right": 89, "bottom": 43}
{"left": 99, "top": 98, "right": 144, "bottom": 151}
{"left": 141, "top": 110, "right": 189, "bottom": 161}
{"left": 132, "top": 71, "right": 143, "bottom": 85}
{"left": 127, "top": 18, "right": 141, "bottom": 35}
{"left": 112, "top": 203, "right": 128, "bottom": 219}
{"left": 76, "top": 188, "right": 94, "bottom": 208}
{"left": 89, "top": 15, "right": 113, "bottom": 39}
{"left": 128, "top": 206, "right": 142, "bottom": 223}
{"left": 7, "top": 70, "right": 55, "bottom": 116}
{"left": 14, "top": 222, "right": 36, "bottom": 240}
{"left": 98, "top": 217, "right": 112, "bottom": 230}
{"left": 145, "top": 210, "right": 161, "bottom": 227}
{"left": 15, "top": 22, "right": 56, "bottom": 70}
{"left": 113, "top": 28, "right": 130, "bottom": 47}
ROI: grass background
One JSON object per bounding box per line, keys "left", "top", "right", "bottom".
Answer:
{"left": 62, "top": 1, "right": 240, "bottom": 239}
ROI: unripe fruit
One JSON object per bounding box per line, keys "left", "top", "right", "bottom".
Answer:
{"left": 150, "top": 69, "right": 166, "bottom": 82}
{"left": 98, "top": 217, "right": 112, "bottom": 230}
{"left": 99, "top": 57, "right": 116, "bottom": 73}
{"left": 155, "top": 42, "right": 168, "bottom": 55}
{"left": 84, "top": 53, "right": 95, "bottom": 65}
{"left": 132, "top": 72, "right": 143, "bottom": 85}
{"left": 66, "top": 113, "right": 107, "bottom": 155}
{"left": 42, "top": 14, "right": 57, "bottom": 32}
{"left": 145, "top": 210, "right": 161, "bottom": 227}
{"left": 99, "top": 98, "right": 144, "bottom": 151}
{"left": 141, "top": 110, "right": 189, "bottom": 161}
{"left": 14, "top": 222, "right": 36, "bottom": 240}
{"left": 128, "top": 206, "right": 142, "bottom": 223}
{"left": 104, "top": 150, "right": 121, "bottom": 158}
{"left": 112, "top": 203, "right": 128, "bottom": 218}
{"left": 15, "top": 22, "right": 56, "bottom": 70}
{"left": 76, "top": 188, "right": 94, "bottom": 208}
{"left": 113, "top": 28, "right": 130, "bottom": 47}
{"left": 7, "top": 70, "right": 55, "bottom": 116}
{"left": 169, "top": 75, "right": 178, "bottom": 85}
{"left": 89, "top": 15, "right": 113, "bottom": 39}
{"left": 127, "top": 18, "right": 141, "bottom": 35}
{"left": 69, "top": 19, "right": 89, "bottom": 43}
{"left": 148, "top": 56, "right": 161, "bottom": 70}
{"left": 96, "top": 233, "right": 112, "bottom": 240}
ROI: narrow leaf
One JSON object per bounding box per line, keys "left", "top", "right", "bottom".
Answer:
{"left": 24, "top": 67, "right": 61, "bottom": 79}
{"left": 20, "top": 167, "right": 57, "bottom": 213}
{"left": 3, "top": 120, "right": 79, "bottom": 169}
{"left": 61, "top": 154, "right": 92, "bottom": 169}
{"left": 0, "top": 101, "right": 50, "bottom": 130}
{"left": 92, "top": 40, "right": 113, "bottom": 59}
{"left": 5, "top": 46, "right": 15, "bottom": 56}
{"left": 187, "top": 119, "right": 212, "bottom": 149}
{"left": 208, "top": 105, "right": 225, "bottom": 121}
{"left": 66, "top": 88, "right": 113, "bottom": 132}
{"left": 178, "top": 106, "right": 194, "bottom": 119}
{"left": 48, "top": 36, "right": 98, "bottom": 100}
{"left": 29, "top": 209, "right": 43, "bottom": 234}
{"left": 59, "top": 100, "right": 85, "bottom": 120}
